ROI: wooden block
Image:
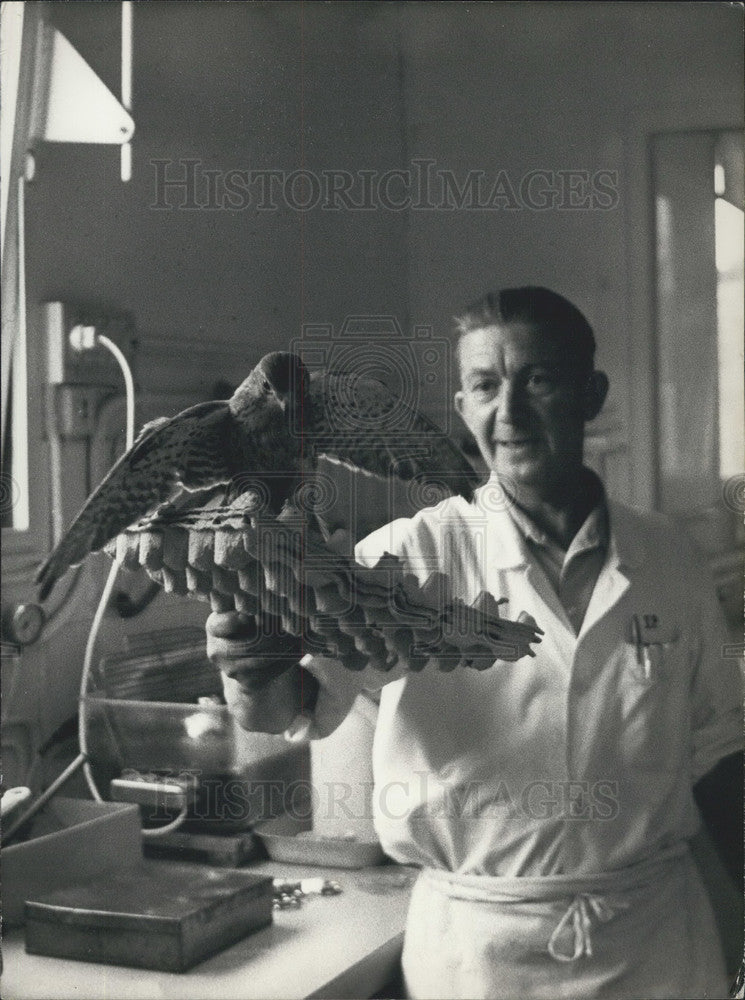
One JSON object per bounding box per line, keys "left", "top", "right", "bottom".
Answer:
{"left": 263, "top": 559, "right": 296, "bottom": 597}
{"left": 139, "top": 531, "right": 164, "bottom": 571}
{"left": 279, "top": 609, "right": 303, "bottom": 637}
{"left": 210, "top": 591, "right": 234, "bottom": 613}
{"left": 115, "top": 533, "right": 142, "bottom": 570}
{"left": 234, "top": 591, "right": 260, "bottom": 616}
{"left": 299, "top": 565, "right": 338, "bottom": 588}
{"left": 162, "top": 527, "right": 189, "bottom": 572}
{"left": 353, "top": 631, "right": 388, "bottom": 662}
{"left": 314, "top": 583, "right": 352, "bottom": 614}
{"left": 212, "top": 566, "right": 239, "bottom": 595}
{"left": 321, "top": 630, "right": 357, "bottom": 660}
{"left": 309, "top": 613, "right": 342, "bottom": 637}
{"left": 337, "top": 606, "right": 368, "bottom": 638}
{"left": 161, "top": 566, "right": 188, "bottom": 595}
{"left": 214, "top": 530, "right": 249, "bottom": 570}
{"left": 186, "top": 565, "right": 212, "bottom": 596}
{"left": 237, "top": 561, "right": 262, "bottom": 596}
{"left": 242, "top": 526, "right": 259, "bottom": 559}
{"left": 188, "top": 530, "right": 215, "bottom": 571}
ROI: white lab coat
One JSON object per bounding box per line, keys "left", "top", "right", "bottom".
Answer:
{"left": 298, "top": 480, "right": 742, "bottom": 997}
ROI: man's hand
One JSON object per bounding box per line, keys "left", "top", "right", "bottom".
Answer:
{"left": 206, "top": 611, "right": 317, "bottom": 733}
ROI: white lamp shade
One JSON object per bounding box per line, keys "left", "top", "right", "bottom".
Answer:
{"left": 30, "top": 24, "right": 134, "bottom": 145}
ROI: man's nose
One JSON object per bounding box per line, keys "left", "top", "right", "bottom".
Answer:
{"left": 496, "top": 379, "right": 523, "bottom": 423}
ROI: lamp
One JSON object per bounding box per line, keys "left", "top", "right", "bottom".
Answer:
{"left": 28, "top": 20, "right": 134, "bottom": 149}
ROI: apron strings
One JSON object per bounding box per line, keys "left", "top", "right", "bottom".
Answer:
{"left": 547, "top": 893, "right": 630, "bottom": 962}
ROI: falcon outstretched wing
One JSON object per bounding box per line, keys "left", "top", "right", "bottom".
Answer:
{"left": 36, "top": 401, "right": 233, "bottom": 599}
{"left": 306, "top": 371, "right": 479, "bottom": 500}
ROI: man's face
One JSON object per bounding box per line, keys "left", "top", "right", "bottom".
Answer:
{"left": 454, "top": 322, "right": 600, "bottom": 496}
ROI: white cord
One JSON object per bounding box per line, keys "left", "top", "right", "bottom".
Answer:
{"left": 97, "top": 335, "right": 135, "bottom": 443}
{"left": 138, "top": 797, "right": 190, "bottom": 839}
{"left": 76, "top": 336, "right": 189, "bottom": 839}
{"left": 79, "top": 335, "right": 134, "bottom": 803}
{"left": 79, "top": 557, "right": 127, "bottom": 801}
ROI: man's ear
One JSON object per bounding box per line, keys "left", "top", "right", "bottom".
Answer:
{"left": 583, "top": 371, "right": 609, "bottom": 421}
{"left": 454, "top": 390, "right": 465, "bottom": 420}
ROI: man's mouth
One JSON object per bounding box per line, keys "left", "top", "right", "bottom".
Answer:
{"left": 496, "top": 438, "right": 537, "bottom": 448}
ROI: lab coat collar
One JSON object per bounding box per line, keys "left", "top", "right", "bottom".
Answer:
{"left": 475, "top": 473, "right": 615, "bottom": 572}
{"left": 576, "top": 501, "right": 648, "bottom": 641}
{"left": 606, "top": 501, "right": 648, "bottom": 571}
{"left": 474, "top": 487, "right": 649, "bottom": 645}
{"left": 473, "top": 477, "right": 648, "bottom": 575}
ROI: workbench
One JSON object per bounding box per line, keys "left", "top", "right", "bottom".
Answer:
{"left": 1, "top": 861, "right": 415, "bottom": 1000}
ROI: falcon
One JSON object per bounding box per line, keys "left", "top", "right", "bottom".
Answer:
{"left": 36, "top": 351, "right": 479, "bottom": 599}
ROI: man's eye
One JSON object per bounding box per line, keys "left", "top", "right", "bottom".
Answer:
{"left": 526, "top": 372, "right": 555, "bottom": 392}
{"left": 471, "top": 380, "right": 497, "bottom": 395}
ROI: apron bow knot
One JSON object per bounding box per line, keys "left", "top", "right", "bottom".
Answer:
{"left": 547, "top": 893, "right": 629, "bottom": 962}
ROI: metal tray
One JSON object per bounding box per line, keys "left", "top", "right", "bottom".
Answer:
{"left": 255, "top": 814, "right": 385, "bottom": 869}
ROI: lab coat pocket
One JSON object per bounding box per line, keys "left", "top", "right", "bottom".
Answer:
{"left": 624, "top": 638, "right": 681, "bottom": 686}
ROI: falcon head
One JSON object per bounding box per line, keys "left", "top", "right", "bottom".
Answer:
{"left": 230, "top": 352, "right": 309, "bottom": 417}
{"left": 258, "top": 352, "right": 309, "bottom": 399}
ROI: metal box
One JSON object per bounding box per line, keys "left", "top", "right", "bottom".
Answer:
{"left": 24, "top": 861, "right": 273, "bottom": 972}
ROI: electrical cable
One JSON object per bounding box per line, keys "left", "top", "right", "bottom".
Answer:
{"left": 75, "top": 334, "right": 189, "bottom": 838}
{"left": 135, "top": 796, "right": 190, "bottom": 838}
{"left": 97, "top": 335, "right": 135, "bottom": 443}
{"left": 78, "top": 334, "right": 135, "bottom": 803}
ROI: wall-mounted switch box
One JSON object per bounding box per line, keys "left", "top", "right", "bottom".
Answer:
{"left": 44, "top": 301, "right": 137, "bottom": 387}
{"left": 53, "top": 384, "right": 112, "bottom": 439}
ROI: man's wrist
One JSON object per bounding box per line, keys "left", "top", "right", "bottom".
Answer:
{"left": 230, "top": 660, "right": 295, "bottom": 692}
{"left": 221, "top": 664, "right": 319, "bottom": 735}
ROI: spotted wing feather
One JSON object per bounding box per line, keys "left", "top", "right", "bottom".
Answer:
{"left": 307, "top": 372, "right": 479, "bottom": 500}
{"left": 36, "top": 401, "right": 232, "bottom": 599}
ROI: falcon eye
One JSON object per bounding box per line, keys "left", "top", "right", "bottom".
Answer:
{"left": 261, "top": 378, "right": 272, "bottom": 394}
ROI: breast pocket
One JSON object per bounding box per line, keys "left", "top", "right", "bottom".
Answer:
{"left": 625, "top": 638, "right": 682, "bottom": 685}
{"left": 622, "top": 612, "right": 683, "bottom": 681}
{"left": 618, "top": 631, "right": 689, "bottom": 772}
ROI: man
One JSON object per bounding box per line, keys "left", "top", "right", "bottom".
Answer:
{"left": 207, "top": 287, "right": 742, "bottom": 998}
